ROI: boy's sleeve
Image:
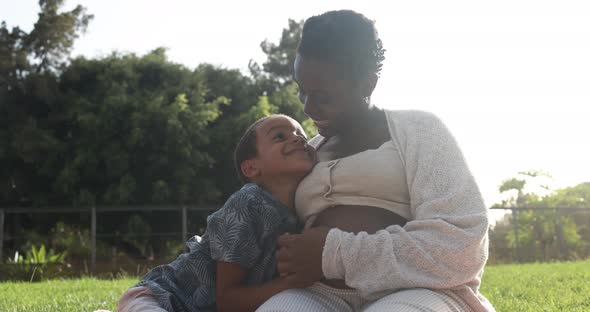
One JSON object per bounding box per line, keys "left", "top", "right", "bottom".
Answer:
{"left": 207, "top": 192, "right": 262, "bottom": 269}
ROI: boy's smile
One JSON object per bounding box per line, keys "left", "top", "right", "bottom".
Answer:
{"left": 283, "top": 144, "right": 313, "bottom": 158}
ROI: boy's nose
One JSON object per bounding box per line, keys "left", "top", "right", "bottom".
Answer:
{"left": 303, "top": 98, "right": 320, "bottom": 119}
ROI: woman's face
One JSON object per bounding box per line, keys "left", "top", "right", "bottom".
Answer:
{"left": 293, "top": 54, "right": 367, "bottom": 138}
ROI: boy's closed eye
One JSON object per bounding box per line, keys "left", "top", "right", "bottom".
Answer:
{"left": 273, "top": 132, "right": 286, "bottom": 142}
{"left": 272, "top": 131, "right": 307, "bottom": 143}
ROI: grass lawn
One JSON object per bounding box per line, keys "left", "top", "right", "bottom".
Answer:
{"left": 0, "top": 260, "right": 589, "bottom": 311}
{"left": 481, "top": 260, "right": 590, "bottom": 311}
{"left": 0, "top": 277, "right": 137, "bottom": 312}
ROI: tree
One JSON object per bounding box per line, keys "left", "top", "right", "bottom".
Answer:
{"left": 1, "top": 10, "right": 319, "bottom": 262}
{"left": 496, "top": 170, "right": 552, "bottom": 208}
{"left": 490, "top": 171, "right": 588, "bottom": 262}
{"left": 55, "top": 49, "right": 227, "bottom": 205}
{"left": 538, "top": 182, "right": 590, "bottom": 259}
{"left": 542, "top": 182, "right": 590, "bottom": 208}
{"left": 1, "top": 0, "right": 93, "bottom": 205}
{"left": 249, "top": 19, "right": 303, "bottom": 90}
{"left": 27, "top": 0, "right": 93, "bottom": 73}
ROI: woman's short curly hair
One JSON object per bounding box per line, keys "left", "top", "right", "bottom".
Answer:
{"left": 298, "top": 10, "right": 386, "bottom": 80}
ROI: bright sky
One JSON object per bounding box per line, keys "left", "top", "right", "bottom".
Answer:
{"left": 2, "top": 0, "right": 589, "bottom": 211}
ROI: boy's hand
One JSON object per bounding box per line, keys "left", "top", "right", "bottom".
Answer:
{"left": 276, "top": 226, "right": 330, "bottom": 287}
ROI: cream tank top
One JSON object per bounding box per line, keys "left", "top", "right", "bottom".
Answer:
{"left": 295, "top": 136, "right": 411, "bottom": 228}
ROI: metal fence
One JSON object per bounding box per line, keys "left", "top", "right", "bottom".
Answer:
{"left": 1, "top": 206, "right": 588, "bottom": 272}
{"left": 489, "top": 207, "right": 590, "bottom": 263}
{"left": 0, "top": 205, "right": 216, "bottom": 273}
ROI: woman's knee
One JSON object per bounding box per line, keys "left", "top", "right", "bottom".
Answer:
{"left": 256, "top": 288, "right": 353, "bottom": 312}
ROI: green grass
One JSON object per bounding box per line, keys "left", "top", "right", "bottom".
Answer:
{"left": 0, "top": 260, "right": 588, "bottom": 311}
{"left": 481, "top": 260, "right": 590, "bottom": 311}
{"left": 0, "top": 277, "right": 138, "bottom": 312}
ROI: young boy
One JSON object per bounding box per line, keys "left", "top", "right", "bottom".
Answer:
{"left": 117, "top": 114, "right": 317, "bottom": 312}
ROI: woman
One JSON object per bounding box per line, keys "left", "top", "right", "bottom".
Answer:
{"left": 257, "top": 10, "right": 495, "bottom": 312}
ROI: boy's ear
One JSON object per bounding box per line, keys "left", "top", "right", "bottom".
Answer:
{"left": 241, "top": 159, "right": 261, "bottom": 180}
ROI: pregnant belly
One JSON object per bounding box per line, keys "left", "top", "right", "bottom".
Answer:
{"left": 309, "top": 205, "right": 408, "bottom": 289}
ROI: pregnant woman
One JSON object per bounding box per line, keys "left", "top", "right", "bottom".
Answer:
{"left": 257, "top": 10, "right": 495, "bottom": 312}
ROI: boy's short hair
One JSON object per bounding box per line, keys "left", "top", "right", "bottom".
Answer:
{"left": 234, "top": 115, "right": 288, "bottom": 183}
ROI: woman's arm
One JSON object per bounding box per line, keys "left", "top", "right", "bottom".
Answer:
{"left": 325, "top": 111, "right": 490, "bottom": 294}
{"left": 278, "top": 111, "right": 490, "bottom": 297}
{"left": 216, "top": 261, "right": 309, "bottom": 312}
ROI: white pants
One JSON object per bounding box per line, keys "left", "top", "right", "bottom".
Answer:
{"left": 117, "top": 284, "right": 471, "bottom": 312}
{"left": 256, "top": 283, "right": 471, "bottom": 312}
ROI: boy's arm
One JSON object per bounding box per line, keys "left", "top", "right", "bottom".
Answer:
{"left": 216, "top": 261, "right": 291, "bottom": 312}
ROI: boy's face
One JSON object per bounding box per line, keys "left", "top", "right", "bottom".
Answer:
{"left": 250, "top": 116, "right": 316, "bottom": 181}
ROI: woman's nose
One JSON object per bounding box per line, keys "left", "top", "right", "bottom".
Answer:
{"left": 291, "top": 135, "right": 304, "bottom": 144}
{"left": 302, "top": 97, "right": 318, "bottom": 118}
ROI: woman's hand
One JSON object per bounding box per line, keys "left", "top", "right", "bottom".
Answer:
{"left": 276, "top": 226, "right": 331, "bottom": 287}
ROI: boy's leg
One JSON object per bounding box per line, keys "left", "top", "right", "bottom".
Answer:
{"left": 256, "top": 283, "right": 357, "bottom": 312}
{"left": 118, "top": 286, "right": 168, "bottom": 312}
{"left": 361, "top": 288, "right": 471, "bottom": 312}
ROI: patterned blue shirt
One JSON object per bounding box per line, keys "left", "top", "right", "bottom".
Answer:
{"left": 136, "top": 183, "right": 300, "bottom": 312}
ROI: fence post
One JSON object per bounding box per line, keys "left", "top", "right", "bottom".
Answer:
{"left": 555, "top": 208, "right": 565, "bottom": 260}
{"left": 512, "top": 208, "right": 520, "bottom": 262}
{"left": 0, "top": 209, "right": 4, "bottom": 264}
{"left": 91, "top": 205, "right": 96, "bottom": 274}
{"left": 181, "top": 206, "right": 187, "bottom": 243}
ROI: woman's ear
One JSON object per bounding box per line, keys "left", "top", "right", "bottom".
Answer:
{"left": 241, "top": 159, "right": 261, "bottom": 180}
